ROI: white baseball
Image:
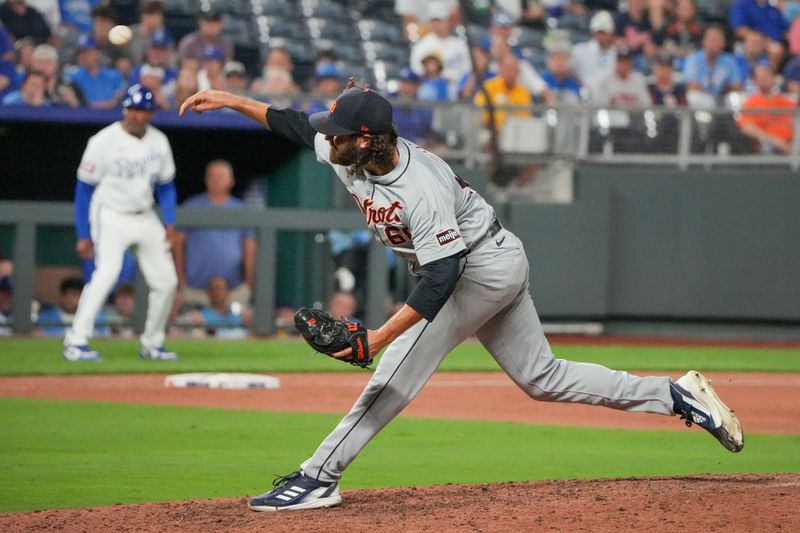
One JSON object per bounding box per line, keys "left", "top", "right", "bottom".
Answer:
{"left": 108, "top": 25, "right": 133, "bottom": 46}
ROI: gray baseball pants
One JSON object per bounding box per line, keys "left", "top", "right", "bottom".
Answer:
{"left": 301, "top": 230, "right": 674, "bottom": 482}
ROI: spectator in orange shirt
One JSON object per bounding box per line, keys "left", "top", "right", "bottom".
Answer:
{"left": 737, "top": 64, "right": 797, "bottom": 154}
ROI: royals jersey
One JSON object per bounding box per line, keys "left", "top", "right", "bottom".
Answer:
{"left": 314, "top": 134, "right": 497, "bottom": 266}
{"left": 77, "top": 122, "right": 176, "bottom": 214}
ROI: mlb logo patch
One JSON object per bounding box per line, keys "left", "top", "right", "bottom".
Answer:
{"left": 436, "top": 229, "right": 461, "bottom": 246}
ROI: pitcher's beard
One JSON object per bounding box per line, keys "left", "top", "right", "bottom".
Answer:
{"left": 329, "top": 143, "right": 360, "bottom": 166}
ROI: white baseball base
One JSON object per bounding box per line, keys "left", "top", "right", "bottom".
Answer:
{"left": 164, "top": 373, "right": 281, "bottom": 389}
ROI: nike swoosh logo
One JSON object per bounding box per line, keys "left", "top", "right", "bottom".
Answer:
{"left": 495, "top": 236, "right": 505, "bottom": 247}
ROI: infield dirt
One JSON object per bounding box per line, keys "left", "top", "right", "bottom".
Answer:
{"left": 1, "top": 474, "right": 798, "bottom": 532}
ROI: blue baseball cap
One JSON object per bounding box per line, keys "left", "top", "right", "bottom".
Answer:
{"left": 201, "top": 44, "right": 224, "bottom": 61}
{"left": 77, "top": 34, "right": 98, "bottom": 51}
{"left": 316, "top": 63, "right": 341, "bottom": 80}
{"left": 122, "top": 84, "right": 155, "bottom": 111}
{"left": 149, "top": 28, "right": 173, "bottom": 47}
{"left": 398, "top": 67, "right": 419, "bottom": 83}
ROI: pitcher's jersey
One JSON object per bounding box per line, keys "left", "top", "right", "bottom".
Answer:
{"left": 314, "top": 134, "right": 497, "bottom": 266}
{"left": 77, "top": 122, "right": 176, "bottom": 214}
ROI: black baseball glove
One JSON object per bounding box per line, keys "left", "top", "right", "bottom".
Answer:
{"left": 294, "top": 307, "right": 371, "bottom": 368}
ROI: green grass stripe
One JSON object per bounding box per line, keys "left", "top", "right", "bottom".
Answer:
{"left": 1, "top": 397, "right": 798, "bottom": 513}
{"left": 1, "top": 338, "right": 800, "bottom": 376}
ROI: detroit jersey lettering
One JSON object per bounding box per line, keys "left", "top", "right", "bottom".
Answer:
{"left": 314, "top": 134, "right": 498, "bottom": 266}
{"left": 78, "top": 122, "right": 176, "bottom": 214}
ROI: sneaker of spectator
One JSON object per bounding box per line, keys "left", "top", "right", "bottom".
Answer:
{"left": 683, "top": 25, "right": 744, "bottom": 104}
{"left": 736, "top": 63, "right": 797, "bottom": 154}
{"left": 0, "top": 0, "right": 52, "bottom": 45}
{"left": 457, "top": 45, "right": 495, "bottom": 100}
{"left": 418, "top": 53, "right": 450, "bottom": 101}
{"left": 129, "top": 0, "right": 166, "bottom": 66}
{"left": 730, "top": 0, "right": 789, "bottom": 57}
{"left": 177, "top": 9, "right": 233, "bottom": 71}
{"left": 589, "top": 46, "right": 651, "bottom": 108}
{"left": 658, "top": 0, "right": 704, "bottom": 66}
{"left": 306, "top": 63, "right": 343, "bottom": 114}
{"left": 390, "top": 67, "right": 435, "bottom": 144}
{"left": 223, "top": 60, "right": 249, "bottom": 94}
{"left": 65, "top": 33, "right": 125, "bottom": 109}
{"left": 90, "top": 5, "right": 132, "bottom": 77}
{"left": 175, "top": 159, "right": 256, "bottom": 308}
{"left": 1, "top": 68, "right": 49, "bottom": 105}
{"left": 410, "top": 1, "right": 470, "bottom": 95}
{"left": 735, "top": 30, "right": 771, "bottom": 92}
{"left": 197, "top": 44, "right": 225, "bottom": 90}
{"left": 648, "top": 53, "right": 687, "bottom": 107}
{"left": 540, "top": 41, "right": 582, "bottom": 105}
{"left": 570, "top": 10, "right": 617, "bottom": 86}
{"left": 250, "top": 47, "right": 299, "bottom": 103}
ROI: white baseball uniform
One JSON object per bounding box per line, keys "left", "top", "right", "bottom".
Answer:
{"left": 65, "top": 122, "right": 178, "bottom": 349}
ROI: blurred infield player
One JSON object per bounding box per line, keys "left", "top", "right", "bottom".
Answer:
{"left": 180, "top": 80, "right": 744, "bottom": 511}
{"left": 63, "top": 84, "right": 179, "bottom": 362}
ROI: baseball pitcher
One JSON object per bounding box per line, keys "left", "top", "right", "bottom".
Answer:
{"left": 180, "top": 81, "right": 744, "bottom": 511}
{"left": 63, "top": 84, "right": 179, "bottom": 362}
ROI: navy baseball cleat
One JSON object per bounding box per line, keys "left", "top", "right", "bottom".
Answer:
{"left": 248, "top": 471, "right": 341, "bottom": 512}
{"left": 139, "top": 345, "right": 179, "bottom": 360}
{"left": 63, "top": 344, "right": 103, "bottom": 362}
{"left": 671, "top": 371, "right": 744, "bottom": 453}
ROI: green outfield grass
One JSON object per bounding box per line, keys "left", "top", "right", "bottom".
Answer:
{"left": 1, "top": 397, "right": 798, "bottom": 513}
{"left": 1, "top": 338, "right": 800, "bottom": 376}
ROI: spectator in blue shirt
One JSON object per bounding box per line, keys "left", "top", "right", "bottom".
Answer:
{"left": 1, "top": 69, "right": 50, "bottom": 105}
{"left": 0, "top": 0, "right": 51, "bottom": 44}
{"left": 683, "top": 25, "right": 743, "bottom": 102}
{"left": 540, "top": 44, "right": 582, "bottom": 105}
{"left": 59, "top": 0, "right": 100, "bottom": 34}
{"left": 129, "top": 29, "right": 178, "bottom": 87}
{"left": 391, "top": 67, "right": 434, "bottom": 144}
{"left": 65, "top": 34, "right": 125, "bottom": 108}
{"left": 418, "top": 53, "right": 450, "bottom": 101}
{"left": 179, "top": 276, "right": 251, "bottom": 339}
{"left": 730, "top": 0, "right": 789, "bottom": 42}
{"left": 735, "top": 30, "right": 770, "bottom": 92}
{"left": 0, "top": 23, "right": 15, "bottom": 100}
{"left": 36, "top": 276, "right": 108, "bottom": 336}
{"left": 176, "top": 159, "right": 256, "bottom": 307}
{"left": 457, "top": 45, "right": 495, "bottom": 100}
{"left": 730, "top": 0, "right": 789, "bottom": 65}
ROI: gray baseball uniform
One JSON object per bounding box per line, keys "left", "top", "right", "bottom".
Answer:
{"left": 299, "top": 134, "right": 674, "bottom": 482}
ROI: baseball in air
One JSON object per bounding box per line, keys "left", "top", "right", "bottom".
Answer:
{"left": 108, "top": 25, "right": 133, "bottom": 46}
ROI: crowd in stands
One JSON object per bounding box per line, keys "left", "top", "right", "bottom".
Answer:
{"left": 0, "top": 0, "right": 797, "bottom": 152}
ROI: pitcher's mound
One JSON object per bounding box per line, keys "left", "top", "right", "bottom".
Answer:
{"left": 3, "top": 474, "right": 798, "bottom": 532}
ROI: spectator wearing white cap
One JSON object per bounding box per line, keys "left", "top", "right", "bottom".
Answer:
{"left": 570, "top": 10, "right": 617, "bottom": 85}
{"left": 409, "top": 1, "right": 470, "bottom": 98}
{"left": 223, "top": 61, "right": 249, "bottom": 94}
{"left": 137, "top": 63, "right": 173, "bottom": 109}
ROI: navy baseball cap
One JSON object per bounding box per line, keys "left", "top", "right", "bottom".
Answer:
{"left": 309, "top": 87, "right": 393, "bottom": 136}
{"left": 149, "top": 28, "right": 173, "bottom": 47}
{"left": 123, "top": 84, "right": 155, "bottom": 111}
